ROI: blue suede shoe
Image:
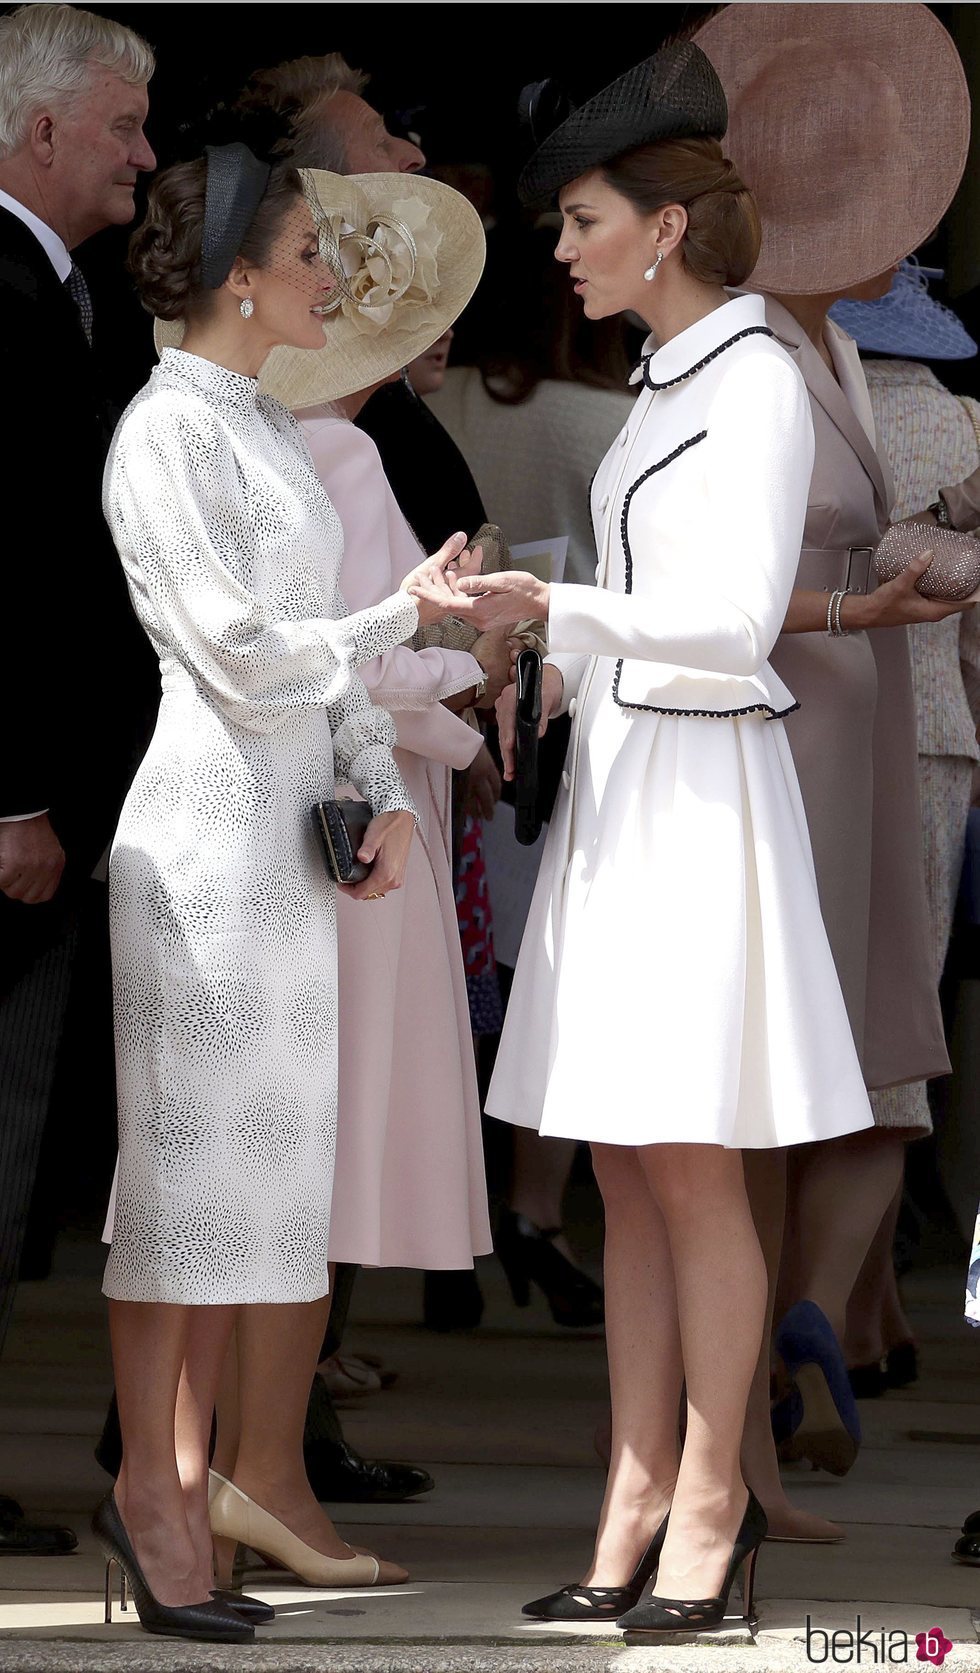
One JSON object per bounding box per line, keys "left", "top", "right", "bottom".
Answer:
{"left": 775, "top": 1301, "right": 861, "bottom": 1477}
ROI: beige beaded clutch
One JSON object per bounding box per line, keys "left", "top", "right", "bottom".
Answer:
{"left": 873, "top": 523, "right": 980, "bottom": 601}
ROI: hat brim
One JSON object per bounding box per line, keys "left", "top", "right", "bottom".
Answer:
{"left": 830, "top": 283, "right": 978, "bottom": 362}
{"left": 155, "top": 171, "right": 486, "bottom": 408}
{"left": 696, "top": 4, "right": 970, "bottom": 295}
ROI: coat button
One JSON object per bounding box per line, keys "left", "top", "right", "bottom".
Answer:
{"left": 561, "top": 770, "right": 572, "bottom": 790}
{"left": 619, "top": 429, "right": 629, "bottom": 447}
{"left": 599, "top": 494, "right": 610, "bottom": 513}
{"left": 568, "top": 698, "right": 578, "bottom": 718}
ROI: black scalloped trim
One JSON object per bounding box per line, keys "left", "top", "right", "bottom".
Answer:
{"left": 610, "top": 672, "right": 800, "bottom": 721}
{"left": 636, "top": 325, "right": 774, "bottom": 392}
{"left": 611, "top": 425, "right": 793, "bottom": 720}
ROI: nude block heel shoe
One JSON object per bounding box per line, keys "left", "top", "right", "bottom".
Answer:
{"left": 208, "top": 1471, "right": 395, "bottom": 1588}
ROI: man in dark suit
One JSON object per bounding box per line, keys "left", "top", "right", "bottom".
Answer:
{"left": 0, "top": 2, "right": 156, "bottom": 1553}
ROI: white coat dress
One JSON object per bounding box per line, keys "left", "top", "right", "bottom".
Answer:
{"left": 101, "top": 350, "right": 419, "bottom": 1305}
{"left": 485, "top": 294, "right": 874, "bottom": 1149}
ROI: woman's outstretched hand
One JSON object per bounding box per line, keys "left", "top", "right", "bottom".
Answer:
{"left": 454, "top": 571, "right": 550, "bottom": 632}
{"left": 341, "top": 809, "right": 416, "bottom": 902}
{"left": 495, "top": 662, "right": 564, "bottom": 783}
{"left": 401, "top": 532, "right": 484, "bottom": 624}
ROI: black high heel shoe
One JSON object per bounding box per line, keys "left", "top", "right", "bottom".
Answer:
{"left": 617, "top": 1490, "right": 768, "bottom": 1635}
{"left": 522, "top": 1513, "right": 669, "bottom": 1620}
{"left": 496, "top": 1208, "right": 604, "bottom": 1329}
{"left": 210, "top": 1588, "right": 275, "bottom": 1624}
{"left": 93, "top": 1494, "right": 254, "bottom": 1643}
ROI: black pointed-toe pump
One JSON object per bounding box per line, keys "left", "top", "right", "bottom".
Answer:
{"left": 522, "top": 1512, "right": 669, "bottom": 1621}
{"left": 617, "top": 1491, "right": 768, "bottom": 1635}
{"left": 93, "top": 1494, "right": 254, "bottom": 1643}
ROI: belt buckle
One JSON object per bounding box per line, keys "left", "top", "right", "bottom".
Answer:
{"left": 846, "top": 547, "right": 874, "bottom": 594}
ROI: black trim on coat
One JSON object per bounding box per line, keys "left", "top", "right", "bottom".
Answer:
{"left": 610, "top": 428, "right": 800, "bottom": 722}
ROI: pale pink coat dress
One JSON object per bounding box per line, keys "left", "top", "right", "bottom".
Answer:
{"left": 299, "top": 407, "right": 492, "bottom": 1269}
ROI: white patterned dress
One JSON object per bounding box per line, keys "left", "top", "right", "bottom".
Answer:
{"left": 101, "top": 348, "right": 418, "bottom": 1305}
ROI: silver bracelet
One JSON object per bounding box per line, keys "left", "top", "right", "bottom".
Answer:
{"left": 830, "top": 588, "right": 853, "bottom": 637}
{"left": 826, "top": 591, "right": 836, "bottom": 636}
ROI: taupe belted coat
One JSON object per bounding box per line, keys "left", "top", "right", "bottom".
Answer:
{"left": 765, "top": 296, "right": 949, "bottom": 1094}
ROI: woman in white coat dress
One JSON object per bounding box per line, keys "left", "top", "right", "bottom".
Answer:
{"left": 452, "top": 46, "right": 873, "bottom": 1635}
{"left": 97, "top": 150, "right": 469, "bottom": 1641}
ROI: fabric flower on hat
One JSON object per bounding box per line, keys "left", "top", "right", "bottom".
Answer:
{"left": 325, "top": 199, "right": 443, "bottom": 338}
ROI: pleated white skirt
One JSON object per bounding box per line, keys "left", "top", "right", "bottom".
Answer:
{"left": 486, "top": 660, "right": 873, "bottom": 1149}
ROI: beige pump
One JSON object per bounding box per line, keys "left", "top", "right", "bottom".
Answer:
{"left": 208, "top": 1470, "right": 387, "bottom": 1587}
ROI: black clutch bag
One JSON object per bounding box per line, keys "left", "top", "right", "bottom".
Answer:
{"left": 311, "top": 799, "right": 373, "bottom": 884}
{"left": 514, "top": 648, "right": 543, "bottom": 847}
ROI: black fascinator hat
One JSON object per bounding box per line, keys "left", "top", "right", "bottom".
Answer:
{"left": 176, "top": 104, "right": 295, "bottom": 290}
{"left": 517, "top": 42, "right": 727, "bottom": 207}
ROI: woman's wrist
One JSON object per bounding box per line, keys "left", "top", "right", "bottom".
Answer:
{"left": 542, "top": 662, "right": 565, "bottom": 711}
{"left": 838, "top": 591, "right": 874, "bottom": 632}
{"left": 444, "top": 684, "right": 478, "bottom": 713}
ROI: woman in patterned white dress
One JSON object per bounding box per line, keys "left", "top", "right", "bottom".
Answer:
{"left": 97, "top": 149, "right": 469, "bottom": 1639}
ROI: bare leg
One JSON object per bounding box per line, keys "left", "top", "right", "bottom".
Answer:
{"left": 789, "top": 1131, "right": 906, "bottom": 1339}
{"left": 844, "top": 1179, "right": 908, "bottom": 1366}
{"left": 641, "top": 1143, "right": 766, "bottom": 1602}
{"left": 582, "top": 1143, "right": 681, "bottom": 1586}
{"left": 211, "top": 1323, "right": 241, "bottom": 1483}
{"left": 509, "top": 1128, "right": 579, "bottom": 1262}
{"left": 110, "top": 1299, "right": 208, "bottom": 1605}
{"left": 218, "top": 1297, "right": 406, "bottom": 1584}
{"left": 175, "top": 1305, "right": 238, "bottom": 1586}
{"left": 741, "top": 1151, "right": 841, "bottom": 1542}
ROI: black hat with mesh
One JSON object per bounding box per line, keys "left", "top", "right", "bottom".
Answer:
{"left": 517, "top": 43, "right": 728, "bottom": 208}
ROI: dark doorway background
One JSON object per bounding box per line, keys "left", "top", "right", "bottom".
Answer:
{"left": 3, "top": 2, "right": 976, "bottom": 400}
{"left": 32, "top": 3, "right": 716, "bottom": 403}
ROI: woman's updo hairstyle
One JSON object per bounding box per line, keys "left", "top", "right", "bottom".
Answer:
{"left": 602, "top": 137, "right": 761, "bottom": 288}
{"left": 129, "top": 157, "right": 304, "bottom": 321}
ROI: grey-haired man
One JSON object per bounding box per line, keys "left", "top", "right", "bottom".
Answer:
{"left": 0, "top": 1, "right": 156, "bottom": 1555}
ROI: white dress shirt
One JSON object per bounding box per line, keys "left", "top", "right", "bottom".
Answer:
{"left": 0, "top": 189, "right": 71, "bottom": 821}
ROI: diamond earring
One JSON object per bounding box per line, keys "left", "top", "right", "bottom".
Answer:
{"left": 240, "top": 297, "right": 254, "bottom": 319}
{"left": 644, "top": 251, "right": 665, "bottom": 282}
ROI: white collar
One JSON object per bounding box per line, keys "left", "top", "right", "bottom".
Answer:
{"left": 629, "top": 293, "right": 768, "bottom": 389}
{"left": 0, "top": 188, "right": 72, "bottom": 283}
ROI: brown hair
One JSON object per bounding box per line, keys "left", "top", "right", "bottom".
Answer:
{"left": 602, "top": 137, "right": 761, "bottom": 288}
{"left": 128, "top": 157, "right": 303, "bottom": 321}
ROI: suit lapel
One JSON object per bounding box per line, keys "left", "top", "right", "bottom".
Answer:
{"left": 764, "top": 295, "right": 891, "bottom": 526}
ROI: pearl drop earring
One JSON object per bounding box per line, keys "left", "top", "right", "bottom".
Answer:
{"left": 644, "top": 251, "right": 665, "bottom": 282}
{"left": 240, "top": 297, "right": 254, "bottom": 320}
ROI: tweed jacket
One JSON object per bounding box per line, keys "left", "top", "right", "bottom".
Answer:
{"left": 864, "top": 358, "right": 980, "bottom": 762}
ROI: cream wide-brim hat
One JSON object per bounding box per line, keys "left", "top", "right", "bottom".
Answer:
{"left": 155, "top": 169, "right": 486, "bottom": 407}
{"left": 696, "top": 4, "right": 970, "bottom": 296}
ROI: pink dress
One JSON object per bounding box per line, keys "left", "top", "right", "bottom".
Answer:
{"left": 299, "top": 408, "right": 492, "bottom": 1269}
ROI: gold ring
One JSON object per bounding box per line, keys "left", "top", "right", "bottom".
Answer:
{"left": 366, "top": 891, "right": 385, "bottom": 900}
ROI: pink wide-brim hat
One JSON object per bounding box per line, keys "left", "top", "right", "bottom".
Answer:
{"left": 696, "top": 3, "right": 970, "bottom": 296}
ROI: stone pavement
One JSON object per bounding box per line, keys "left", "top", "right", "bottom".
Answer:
{"left": 0, "top": 1233, "right": 978, "bottom": 1671}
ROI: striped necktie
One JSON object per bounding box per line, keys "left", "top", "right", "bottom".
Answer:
{"left": 64, "top": 261, "right": 93, "bottom": 346}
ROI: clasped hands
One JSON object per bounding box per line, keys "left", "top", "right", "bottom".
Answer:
{"left": 399, "top": 531, "right": 550, "bottom": 630}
